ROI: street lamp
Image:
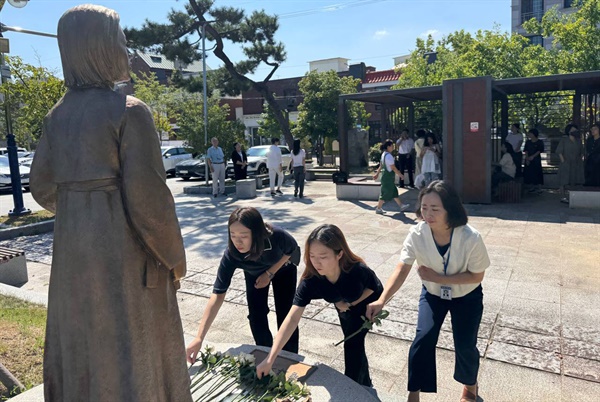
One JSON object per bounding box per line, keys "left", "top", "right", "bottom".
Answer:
{"left": 202, "top": 21, "right": 209, "bottom": 186}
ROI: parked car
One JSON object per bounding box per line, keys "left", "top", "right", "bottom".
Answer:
{"left": 0, "top": 155, "right": 30, "bottom": 191}
{"left": 161, "top": 146, "right": 194, "bottom": 175}
{"left": 175, "top": 154, "right": 210, "bottom": 181}
{"left": 0, "top": 147, "right": 27, "bottom": 156}
{"left": 226, "top": 145, "right": 292, "bottom": 178}
{"left": 18, "top": 151, "right": 35, "bottom": 168}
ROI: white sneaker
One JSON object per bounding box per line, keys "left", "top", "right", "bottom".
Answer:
{"left": 375, "top": 208, "right": 385, "bottom": 215}
{"left": 400, "top": 203, "right": 410, "bottom": 212}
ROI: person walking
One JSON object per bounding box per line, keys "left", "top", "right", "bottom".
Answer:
{"left": 207, "top": 137, "right": 226, "bottom": 197}
{"left": 267, "top": 138, "right": 284, "bottom": 196}
{"left": 420, "top": 132, "right": 442, "bottom": 187}
{"left": 373, "top": 139, "right": 410, "bottom": 215}
{"left": 186, "top": 207, "right": 301, "bottom": 363}
{"left": 396, "top": 129, "right": 415, "bottom": 188}
{"left": 523, "top": 128, "right": 544, "bottom": 194}
{"left": 557, "top": 124, "right": 584, "bottom": 203}
{"left": 506, "top": 123, "right": 524, "bottom": 177}
{"left": 231, "top": 142, "right": 248, "bottom": 181}
{"left": 256, "top": 224, "right": 383, "bottom": 387}
{"left": 367, "top": 180, "right": 490, "bottom": 402}
{"left": 291, "top": 139, "right": 306, "bottom": 198}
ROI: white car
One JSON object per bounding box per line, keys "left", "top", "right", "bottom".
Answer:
{"left": 226, "top": 145, "right": 293, "bottom": 177}
{"left": 161, "top": 146, "right": 194, "bottom": 175}
{"left": 0, "top": 155, "right": 30, "bottom": 191}
{"left": 0, "top": 147, "right": 27, "bottom": 156}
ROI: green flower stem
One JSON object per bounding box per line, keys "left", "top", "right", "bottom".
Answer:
{"left": 335, "top": 309, "right": 389, "bottom": 346}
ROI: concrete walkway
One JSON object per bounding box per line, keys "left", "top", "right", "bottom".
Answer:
{"left": 3, "top": 179, "right": 600, "bottom": 401}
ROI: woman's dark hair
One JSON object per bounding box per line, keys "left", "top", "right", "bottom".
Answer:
{"left": 415, "top": 180, "right": 468, "bottom": 228}
{"left": 591, "top": 122, "right": 600, "bottom": 131}
{"left": 564, "top": 123, "right": 579, "bottom": 137}
{"left": 380, "top": 139, "right": 394, "bottom": 151}
{"left": 271, "top": 137, "right": 280, "bottom": 144}
{"left": 292, "top": 139, "right": 301, "bottom": 155}
{"left": 502, "top": 141, "right": 515, "bottom": 156}
{"left": 528, "top": 128, "right": 539, "bottom": 138}
{"left": 425, "top": 132, "right": 438, "bottom": 145}
{"left": 233, "top": 142, "right": 240, "bottom": 149}
{"left": 228, "top": 207, "right": 273, "bottom": 261}
{"left": 416, "top": 129, "right": 427, "bottom": 138}
{"left": 302, "top": 224, "right": 364, "bottom": 280}
{"left": 512, "top": 123, "right": 520, "bottom": 131}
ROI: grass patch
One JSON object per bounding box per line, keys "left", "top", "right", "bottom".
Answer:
{"left": 0, "top": 210, "right": 54, "bottom": 228}
{"left": 0, "top": 295, "right": 46, "bottom": 399}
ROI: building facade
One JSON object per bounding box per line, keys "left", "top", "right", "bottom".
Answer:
{"left": 511, "top": 0, "right": 576, "bottom": 47}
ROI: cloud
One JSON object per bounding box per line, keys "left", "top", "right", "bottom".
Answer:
{"left": 420, "top": 29, "right": 441, "bottom": 39}
{"left": 373, "top": 30, "right": 389, "bottom": 40}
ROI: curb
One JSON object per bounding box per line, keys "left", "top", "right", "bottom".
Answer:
{"left": 0, "top": 220, "right": 54, "bottom": 241}
{"left": 0, "top": 283, "right": 48, "bottom": 307}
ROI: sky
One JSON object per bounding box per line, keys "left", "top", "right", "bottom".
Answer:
{"left": 0, "top": 0, "right": 512, "bottom": 81}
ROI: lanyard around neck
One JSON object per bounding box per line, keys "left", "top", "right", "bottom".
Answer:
{"left": 442, "top": 229, "right": 454, "bottom": 275}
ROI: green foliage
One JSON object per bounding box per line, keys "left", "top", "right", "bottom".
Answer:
{"left": 132, "top": 71, "right": 181, "bottom": 136}
{"left": 176, "top": 91, "right": 247, "bottom": 156}
{"left": 296, "top": 70, "right": 370, "bottom": 144}
{"left": 257, "top": 103, "right": 295, "bottom": 141}
{"left": 369, "top": 143, "right": 382, "bottom": 164}
{"left": 523, "top": 0, "right": 600, "bottom": 72}
{"left": 124, "top": 0, "right": 294, "bottom": 145}
{"left": 0, "top": 56, "right": 66, "bottom": 148}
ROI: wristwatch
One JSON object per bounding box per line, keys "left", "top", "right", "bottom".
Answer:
{"left": 266, "top": 271, "right": 275, "bottom": 279}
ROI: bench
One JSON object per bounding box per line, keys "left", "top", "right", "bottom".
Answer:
{"left": 306, "top": 168, "right": 337, "bottom": 181}
{"left": 569, "top": 186, "right": 600, "bottom": 209}
{"left": 497, "top": 180, "right": 522, "bottom": 203}
{"left": 0, "top": 247, "right": 28, "bottom": 286}
{"left": 336, "top": 176, "right": 381, "bottom": 201}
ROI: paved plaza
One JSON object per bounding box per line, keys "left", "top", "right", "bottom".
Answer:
{"left": 2, "top": 178, "right": 600, "bottom": 401}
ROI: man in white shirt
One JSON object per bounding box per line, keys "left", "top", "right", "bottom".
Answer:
{"left": 267, "top": 138, "right": 284, "bottom": 196}
{"left": 505, "top": 123, "right": 523, "bottom": 177}
{"left": 396, "top": 129, "right": 415, "bottom": 188}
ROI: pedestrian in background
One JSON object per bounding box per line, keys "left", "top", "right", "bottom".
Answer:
{"left": 267, "top": 137, "right": 284, "bottom": 196}
{"left": 231, "top": 142, "right": 248, "bottom": 181}
{"left": 207, "top": 137, "right": 226, "bottom": 197}
{"left": 585, "top": 122, "right": 600, "bottom": 187}
{"left": 506, "top": 123, "right": 524, "bottom": 177}
{"left": 367, "top": 180, "right": 490, "bottom": 402}
{"left": 291, "top": 139, "right": 306, "bottom": 198}
{"left": 396, "top": 129, "right": 415, "bottom": 188}
{"left": 373, "top": 139, "right": 410, "bottom": 215}
{"left": 414, "top": 129, "right": 427, "bottom": 177}
{"left": 420, "top": 132, "right": 442, "bottom": 187}
{"left": 523, "top": 128, "right": 544, "bottom": 194}
{"left": 557, "top": 124, "right": 584, "bottom": 203}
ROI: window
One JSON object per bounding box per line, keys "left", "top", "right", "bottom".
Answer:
{"left": 564, "top": 0, "right": 573, "bottom": 8}
{"left": 528, "top": 35, "right": 544, "bottom": 46}
{"left": 279, "top": 146, "right": 290, "bottom": 155}
{"left": 521, "top": 0, "right": 544, "bottom": 23}
{"left": 150, "top": 56, "right": 162, "bottom": 63}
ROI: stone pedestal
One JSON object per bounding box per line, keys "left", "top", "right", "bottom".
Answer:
{"left": 347, "top": 129, "right": 369, "bottom": 168}
{"left": 0, "top": 250, "right": 28, "bottom": 286}
{"left": 236, "top": 179, "right": 256, "bottom": 199}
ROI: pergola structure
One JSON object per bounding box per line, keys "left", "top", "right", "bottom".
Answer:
{"left": 338, "top": 70, "right": 600, "bottom": 203}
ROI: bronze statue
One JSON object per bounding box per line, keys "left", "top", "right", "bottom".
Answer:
{"left": 30, "top": 5, "right": 192, "bottom": 401}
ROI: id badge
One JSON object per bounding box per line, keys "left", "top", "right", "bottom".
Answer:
{"left": 440, "top": 285, "right": 452, "bottom": 300}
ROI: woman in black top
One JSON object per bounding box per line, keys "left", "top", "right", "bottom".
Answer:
{"left": 231, "top": 142, "right": 248, "bottom": 180}
{"left": 186, "top": 207, "right": 300, "bottom": 363}
{"left": 256, "top": 224, "right": 383, "bottom": 387}
{"left": 523, "top": 128, "right": 544, "bottom": 193}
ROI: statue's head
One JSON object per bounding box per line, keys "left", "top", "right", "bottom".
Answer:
{"left": 58, "top": 4, "right": 130, "bottom": 89}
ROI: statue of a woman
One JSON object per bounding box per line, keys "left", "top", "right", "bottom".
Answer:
{"left": 30, "top": 5, "right": 192, "bottom": 401}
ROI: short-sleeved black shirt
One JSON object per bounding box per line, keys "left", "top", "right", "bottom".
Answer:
{"left": 293, "top": 262, "right": 383, "bottom": 307}
{"left": 213, "top": 226, "right": 298, "bottom": 294}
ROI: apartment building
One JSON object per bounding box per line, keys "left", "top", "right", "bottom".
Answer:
{"left": 511, "top": 0, "right": 576, "bottom": 47}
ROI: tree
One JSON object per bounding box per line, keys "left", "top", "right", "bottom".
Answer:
{"left": 523, "top": 0, "right": 600, "bottom": 73}
{"left": 257, "top": 103, "right": 295, "bottom": 143}
{"left": 176, "top": 91, "right": 247, "bottom": 156}
{"left": 132, "top": 71, "right": 181, "bottom": 137}
{"left": 124, "top": 0, "right": 295, "bottom": 145}
{"left": 295, "top": 70, "right": 370, "bottom": 145}
{"left": 0, "top": 56, "right": 65, "bottom": 148}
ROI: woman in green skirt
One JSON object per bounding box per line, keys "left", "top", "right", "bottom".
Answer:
{"left": 373, "top": 139, "right": 411, "bottom": 215}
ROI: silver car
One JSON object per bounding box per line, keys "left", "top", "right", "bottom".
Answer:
{"left": 0, "top": 155, "right": 30, "bottom": 191}
{"left": 226, "top": 145, "right": 293, "bottom": 177}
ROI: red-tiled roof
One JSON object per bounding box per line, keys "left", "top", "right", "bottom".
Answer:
{"left": 364, "top": 69, "right": 400, "bottom": 84}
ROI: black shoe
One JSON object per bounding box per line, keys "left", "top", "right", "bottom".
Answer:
{"left": 299, "top": 194, "right": 304, "bottom": 198}
{"left": 276, "top": 189, "right": 283, "bottom": 195}
{"left": 294, "top": 191, "right": 298, "bottom": 197}
{"left": 271, "top": 192, "right": 276, "bottom": 196}
{"left": 213, "top": 194, "right": 217, "bottom": 198}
